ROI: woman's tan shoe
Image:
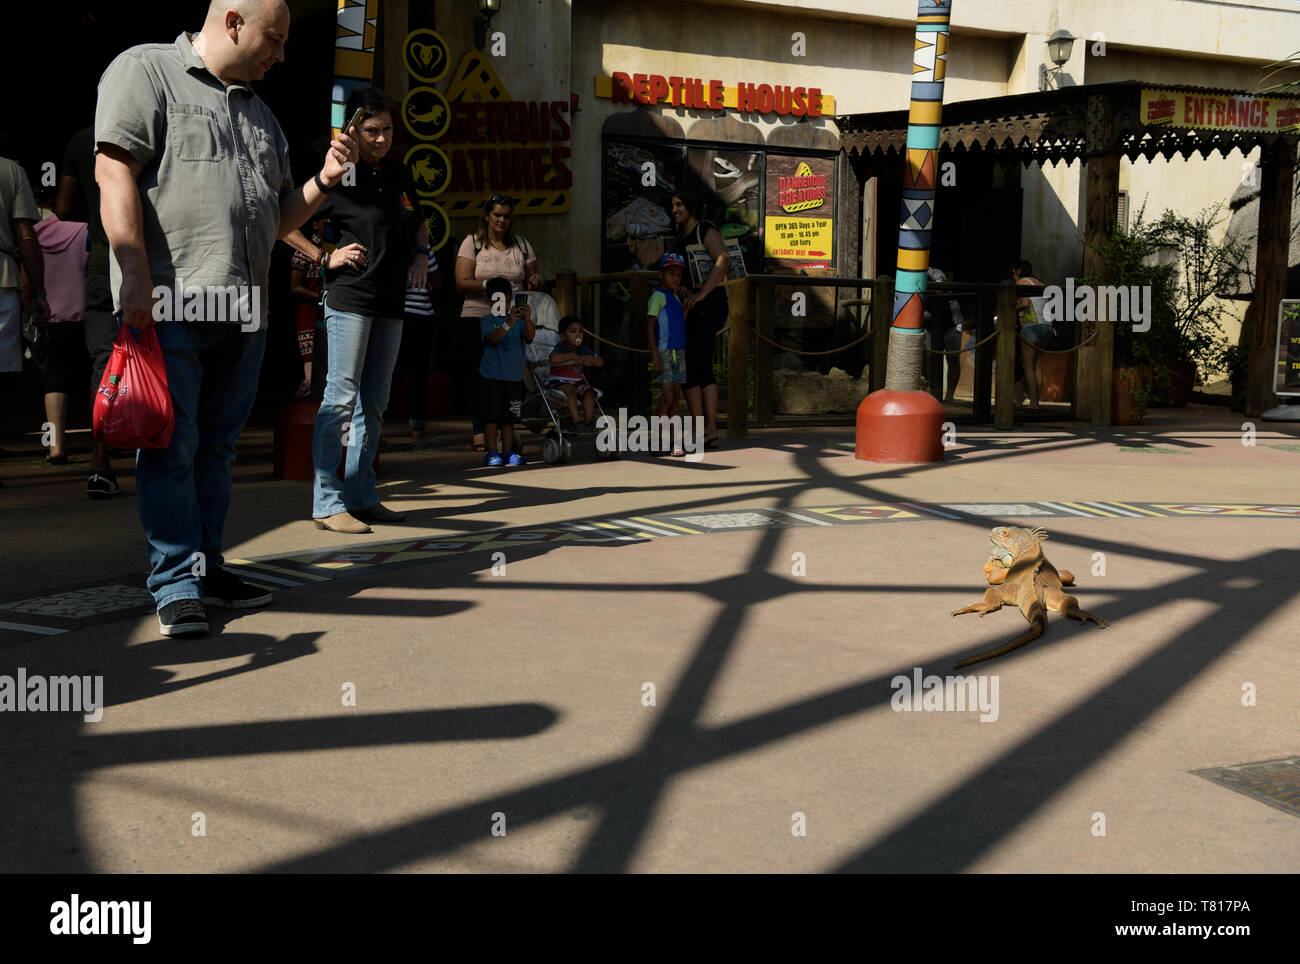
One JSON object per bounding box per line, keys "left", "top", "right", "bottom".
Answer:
{"left": 313, "top": 512, "right": 372, "bottom": 534}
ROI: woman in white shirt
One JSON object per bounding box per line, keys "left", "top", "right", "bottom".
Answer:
{"left": 454, "top": 195, "right": 543, "bottom": 450}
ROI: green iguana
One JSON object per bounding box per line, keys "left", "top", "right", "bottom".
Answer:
{"left": 952, "top": 525, "right": 1107, "bottom": 668}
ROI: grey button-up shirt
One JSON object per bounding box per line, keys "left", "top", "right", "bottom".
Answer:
{"left": 95, "top": 33, "right": 293, "bottom": 324}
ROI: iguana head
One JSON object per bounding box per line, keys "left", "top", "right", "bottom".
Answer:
{"left": 988, "top": 525, "right": 1048, "bottom": 567}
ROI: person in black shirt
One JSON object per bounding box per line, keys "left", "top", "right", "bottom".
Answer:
{"left": 671, "top": 190, "right": 729, "bottom": 448}
{"left": 287, "top": 88, "right": 429, "bottom": 534}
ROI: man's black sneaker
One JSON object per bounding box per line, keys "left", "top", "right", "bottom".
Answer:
{"left": 87, "top": 472, "right": 120, "bottom": 499}
{"left": 202, "top": 567, "right": 274, "bottom": 609}
{"left": 158, "top": 599, "right": 209, "bottom": 637}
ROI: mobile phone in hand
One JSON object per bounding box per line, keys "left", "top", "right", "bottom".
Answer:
{"left": 344, "top": 106, "right": 365, "bottom": 135}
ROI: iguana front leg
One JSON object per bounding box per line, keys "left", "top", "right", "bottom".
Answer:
{"left": 984, "top": 558, "right": 1010, "bottom": 585}
{"left": 952, "top": 586, "right": 1004, "bottom": 616}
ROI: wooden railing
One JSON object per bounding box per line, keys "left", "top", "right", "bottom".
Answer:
{"left": 551, "top": 271, "right": 1111, "bottom": 434}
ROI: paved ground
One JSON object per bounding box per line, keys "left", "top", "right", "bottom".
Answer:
{"left": 1, "top": 405, "right": 1297, "bottom": 872}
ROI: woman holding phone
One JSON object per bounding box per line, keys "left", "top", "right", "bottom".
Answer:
{"left": 286, "top": 88, "right": 428, "bottom": 534}
{"left": 454, "top": 195, "right": 543, "bottom": 451}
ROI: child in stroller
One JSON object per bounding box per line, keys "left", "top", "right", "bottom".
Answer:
{"left": 521, "top": 316, "right": 615, "bottom": 464}
{"left": 546, "top": 316, "right": 604, "bottom": 432}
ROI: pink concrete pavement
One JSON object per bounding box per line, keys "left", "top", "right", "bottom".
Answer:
{"left": 0, "top": 405, "right": 1297, "bottom": 872}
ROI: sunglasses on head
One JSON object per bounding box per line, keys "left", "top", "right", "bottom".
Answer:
{"left": 486, "top": 194, "right": 515, "bottom": 210}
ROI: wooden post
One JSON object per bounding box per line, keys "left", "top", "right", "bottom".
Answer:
{"left": 754, "top": 277, "right": 774, "bottom": 426}
{"left": 727, "top": 280, "right": 750, "bottom": 436}
{"left": 1246, "top": 136, "right": 1296, "bottom": 417}
{"left": 995, "top": 281, "right": 1017, "bottom": 430}
{"left": 973, "top": 289, "right": 993, "bottom": 423}
{"left": 870, "top": 275, "right": 893, "bottom": 393}
{"left": 628, "top": 272, "right": 650, "bottom": 415}
{"left": 1079, "top": 95, "right": 1120, "bottom": 425}
{"left": 925, "top": 293, "right": 943, "bottom": 401}
{"left": 1093, "top": 303, "right": 1114, "bottom": 427}
{"left": 580, "top": 281, "right": 595, "bottom": 333}
{"left": 554, "top": 269, "right": 576, "bottom": 319}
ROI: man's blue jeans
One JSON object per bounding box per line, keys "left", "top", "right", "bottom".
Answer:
{"left": 312, "top": 307, "right": 403, "bottom": 519}
{"left": 136, "top": 321, "right": 266, "bottom": 610}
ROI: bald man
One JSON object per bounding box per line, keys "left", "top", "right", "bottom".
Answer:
{"left": 95, "top": 0, "right": 359, "bottom": 637}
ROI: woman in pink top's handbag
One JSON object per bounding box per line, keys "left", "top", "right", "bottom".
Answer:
{"left": 453, "top": 195, "right": 544, "bottom": 450}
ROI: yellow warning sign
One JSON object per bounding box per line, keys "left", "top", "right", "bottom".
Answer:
{"left": 405, "top": 145, "right": 451, "bottom": 197}
{"left": 402, "top": 86, "right": 450, "bottom": 141}
{"left": 403, "top": 28, "right": 449, "bottom": 84}
{"left": 420, "top": 201, "right": 451, "bottom": 250}
{"left": 437, "top": 51, "right": 573, "bottom": 217}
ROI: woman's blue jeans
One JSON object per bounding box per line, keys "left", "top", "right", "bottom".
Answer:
{"left": 312, "top": 306, "right": 403, "bottom": 518}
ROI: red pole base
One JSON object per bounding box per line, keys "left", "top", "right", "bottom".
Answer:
{"left": 273, "top": 397, "right": 380, "bottom": 482}
{"left": 855, "top": 389, "right": 946, "bottom": 463}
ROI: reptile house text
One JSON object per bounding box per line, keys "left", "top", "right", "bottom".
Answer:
{"left": 609, "top": 72, "right": 824, "bottom": 117}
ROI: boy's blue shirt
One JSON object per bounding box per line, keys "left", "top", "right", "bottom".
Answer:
{"left": 648, "top": 285, "right": 686, "bottom": 352}
{"left": 480, "top": 312, "right": 529, "bottom": 380}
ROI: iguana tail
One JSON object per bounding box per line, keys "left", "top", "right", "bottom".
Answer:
{"left": 953, "top": 615, "right": 1045, "bottom": 669}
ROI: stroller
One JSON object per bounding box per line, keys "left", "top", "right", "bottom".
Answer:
{"left": 520, "top": 326, "right": 617, "bottom": 464}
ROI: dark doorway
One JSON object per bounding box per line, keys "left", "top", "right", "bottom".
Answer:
{"left": 7, "top": 0, "right": 338, "bottom": 188}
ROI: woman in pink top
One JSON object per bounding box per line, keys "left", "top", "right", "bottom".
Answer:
{"left": 27, "top": 208, "right": 88, "bottom": 464}
{"left": 454, "top": 195, "right": 544, "bottom": 450}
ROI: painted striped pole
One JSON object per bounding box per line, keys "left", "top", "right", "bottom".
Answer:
{"left": 331, "top": 0, "right": 380, "bottom": 134}
{"left": 886, "top": 0, "right": 952, "bottom": 391}
{"left": 856, "top": 0, "right": 952, "bottom": 463}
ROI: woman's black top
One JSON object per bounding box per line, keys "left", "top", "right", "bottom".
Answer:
{"left": 318, "top": 158, "right": 422, "bottom": 318}
{"left": 675, "top": 220, "right": 729, "bottom": 319}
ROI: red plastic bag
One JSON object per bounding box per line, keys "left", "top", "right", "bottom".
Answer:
{"left": 93, "top": 324, "right": 175, "bottom": 450}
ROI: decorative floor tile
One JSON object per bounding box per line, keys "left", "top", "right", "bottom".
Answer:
{"left": 942, "top": 503, "right": 1051, "bottom": 516}
{"left": 671, "top": 511, "right": 784, "bottom": 529}
{"left": 0, "top": 583, "right": 151, "bottom": 619}
{"left": 1192, "top": 757, "right": 1300, "bottom": 818}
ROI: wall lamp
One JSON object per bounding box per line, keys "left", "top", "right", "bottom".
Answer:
{"left": 1039, "top": 29, "right": 1076, "bottom": 91}
{"left": 475, "top": 0, "right": 503, "bottom": 51}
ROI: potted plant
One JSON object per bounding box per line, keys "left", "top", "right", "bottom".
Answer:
{"left": 1085, "top": 204, "right": 1178, "bottom": 425}
{"left": 1215, "top": 343, "right": 1249, "bottom": 412}
{"left": 1148, "top": 205, "right": 1253, "bottom": 406}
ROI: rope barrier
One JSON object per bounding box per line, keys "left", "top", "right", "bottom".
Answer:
{"left": 749, "top": 326, "right": 874, "bottom": 356}
{"left": 579, "top": 327, "right": 651, "bottom": 354}
{"left": 1017, "top": 330, "right": 1099, "bottom": 354}
{"left": 502, "top": 320, "right": 1096, "bottom": 363}
{"left": 923, "top": 329, "right": 999, "bottom": 356}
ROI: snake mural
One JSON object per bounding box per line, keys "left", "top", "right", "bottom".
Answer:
{"left": 714, "top": 156, "right": 761, "bottom": 205}
{"left": 885, "top": 0, "right": 953, "bottom": 391}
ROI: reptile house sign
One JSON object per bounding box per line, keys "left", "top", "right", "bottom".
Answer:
{"left": 594, "top": 73, "right": 836, "bottom": 117}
